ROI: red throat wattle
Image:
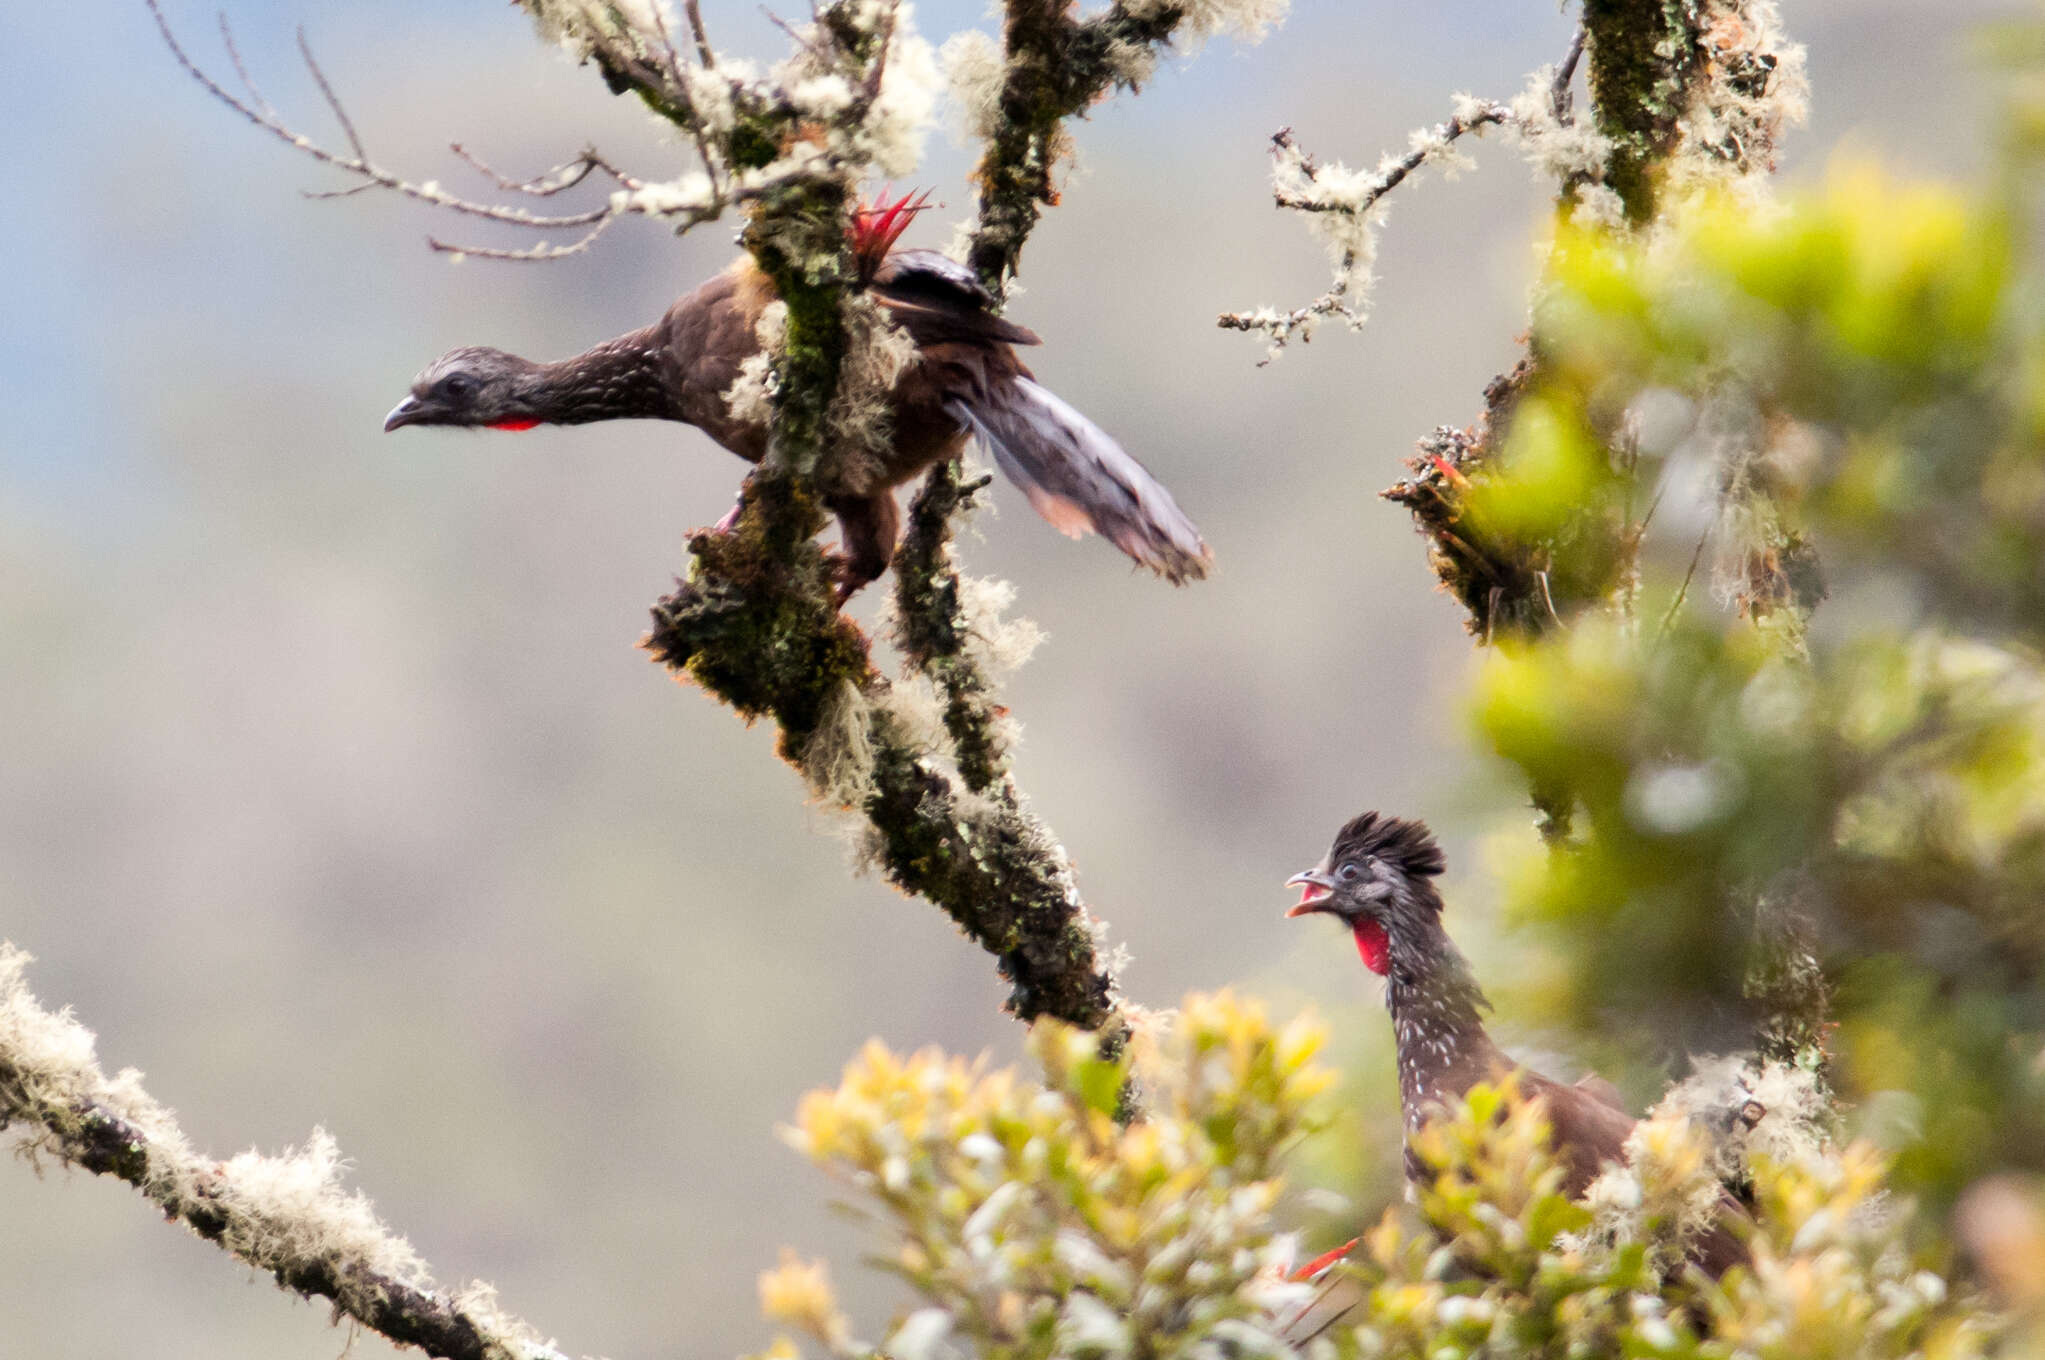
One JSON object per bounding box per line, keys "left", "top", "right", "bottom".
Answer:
{"left": 490, "top": 419, "right": 540, "bottom": 432}
{"left": 1353, "top": 918, "right": 1391, "bottom": 975}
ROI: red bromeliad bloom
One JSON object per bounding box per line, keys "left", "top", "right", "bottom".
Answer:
{"left": 850, "top": 186, "right": 934, "bottom": 280}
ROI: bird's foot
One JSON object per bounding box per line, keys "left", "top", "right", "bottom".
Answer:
{"left": 829, "top": 554, "right": 879, "bottom": 607}
{"left": 711, "top": 495, "right": 745, "bottom": 535}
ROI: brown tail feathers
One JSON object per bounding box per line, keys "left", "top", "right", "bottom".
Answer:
{"left": 946, "top": 378, "right": 1211, "bottom": 585}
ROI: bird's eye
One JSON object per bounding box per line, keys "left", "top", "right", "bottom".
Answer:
{"left": 442, "top": 374, "right": 474, "bottom": 399}
{"left": 1338, "top": 862, "right": 1362, "bottom": 883}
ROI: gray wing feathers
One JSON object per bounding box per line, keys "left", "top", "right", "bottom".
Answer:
{"left": 947, "top": 377, "right": 1211, "bottom": 585}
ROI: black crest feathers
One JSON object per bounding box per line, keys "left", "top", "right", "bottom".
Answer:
{"left": 1331, "top": 812, "right": 1447, "bottom": 882}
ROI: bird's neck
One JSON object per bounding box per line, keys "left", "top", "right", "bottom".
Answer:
{"left": 1383, "top": 923, "right": 1505, "bottom": 1126}
{"left": 518, "top": 326, "right": 676, "bottom": 424}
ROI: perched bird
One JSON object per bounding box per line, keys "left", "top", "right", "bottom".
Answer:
{"left": 381, "top": 191, "right": 1211, "bottom": 599}
{"left": 1282, "top": 810, "right": 1744, "bottom": 1329}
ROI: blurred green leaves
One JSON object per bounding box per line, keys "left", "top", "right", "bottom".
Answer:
{"left": 1441, "top": 156, "right": 2045, "bottom": 1211}
{"left": 1312, "top": 1080, "right": 1996, "bottom": 1360}
{"left": 764, "top": 993, "right": 1332, "bottom": 1360}
{"left": 758, "top": 1032, "right": 2011, "bottom": 1360}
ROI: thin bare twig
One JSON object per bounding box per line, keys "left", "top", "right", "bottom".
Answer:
{"left": 1537, "top": 569, "right": 1563, "bottom": 627}
{"left": 765, "top": 7, "right": 825, "bottom": 57}
{"left": 683, "top": 0, "right": 716, "bottom": 66}
{"left": 1553, "top": 24, "right": 1587, "bottom": 120}
{"left": 428, "top": 218, "right": 617, "bottom": 261}
{"left": 295, "top": 25, "right": 367, "bottom": 165}
{"left": 449, "top": 144, "right": 610, "bottom": 196}
{"left": 860, "top": 0, "right": 899, "bottom": 102}
{"left": 1657, "top": 523, "right": 1713, "bottom": 646}
{"left": 150, "top": 3, "right": 619, "bottom": 230}
{"left": 302, "top": 181, "right": 380, "bottom": 201}
{"left": 216, "top": 11, "right": 276, "bottom": 118}
{"left": 1637, "top": 475, "right": 1669, "bottom": 539}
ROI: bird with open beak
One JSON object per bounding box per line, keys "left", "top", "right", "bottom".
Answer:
{"left": 1282, "top": 811, "right": 1746, "bottom": 1304}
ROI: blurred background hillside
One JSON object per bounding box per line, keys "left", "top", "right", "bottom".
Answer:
{"left": 0, "top": 2, "right": 2022, "bottom": 1355}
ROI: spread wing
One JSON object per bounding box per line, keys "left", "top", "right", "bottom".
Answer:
{"left": 944, "top": 380, "right": 1212, "bottom": 585}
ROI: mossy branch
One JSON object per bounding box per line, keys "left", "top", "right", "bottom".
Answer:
{"left": 965, "top": 0, "right": 1197, "bottom": 295}
{"left": 1375, "top": 4, "right": 1830, "bottom": 1058}
{"left": 1580, "top": 0, "right": 1703, "bottom": 223}
{"left": 0, "top": 945, "right": 564, "bottom": 1360}
{"left": 1382, "top": 360, "right": 1591, "bottom": 648}
{"left": 640, "top": 0, "right": 1278, "bottom": 1030}
{"left": 892, "top": 462, "right": 1012, "bottom": 794}
{"left": 643, "top": 466, "right": 1122, "bottom": 1031}
{"left": 636, "top": 262, "right": 1121, "bottom": 1031}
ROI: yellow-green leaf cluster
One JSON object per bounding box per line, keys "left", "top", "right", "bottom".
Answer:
{"left": 1316, "top": 1082, "right": 1998, "bottom": 1360}
{"left": 771, "top": 993, "right": 1331, "bottom": 1360}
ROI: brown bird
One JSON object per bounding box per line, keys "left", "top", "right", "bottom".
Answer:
{"left": 1282, "top": 810, "right": 1744, "bottom": 1330}
{"left": 381, "top": 192, "right": 1211, "bottom": 599}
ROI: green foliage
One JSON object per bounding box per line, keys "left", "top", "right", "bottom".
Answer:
{"left": 1454, "top": 160, "right": 2045, "bottom": 1213}
{"left": 758, "top": 994, "right": 1331, "bottom": 1360}
{"left": 1476, "top": 622, "right": 2045, "bottom": 1055}
{"left": 1537, "top": 168, "right": 2036, "bottom": 636}
{"left": 754, "top": 1023, "right": 2006, "bottom": 1360}
{"left": 750, "top": 14, "right": 2045, "bottom": 1360}
{"left": 1309, "top": 1077, "right": 2002, "bottom": 1360}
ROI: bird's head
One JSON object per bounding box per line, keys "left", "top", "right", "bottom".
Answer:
{"left": 1286, "top": 811, "right": 1447, "bottom": 976}
{"left": 383, "top": 347, "right": 541, "bottom": 432}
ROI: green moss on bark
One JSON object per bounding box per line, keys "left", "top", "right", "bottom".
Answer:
{"left": 966, "top": 1, "right": 1184, "bottom": 293}
{"left": 892, "top": 465, "right": 1010, "bottom": 794}
{"left": 1582, "top": 0, "right": 1703, "bottom": 223}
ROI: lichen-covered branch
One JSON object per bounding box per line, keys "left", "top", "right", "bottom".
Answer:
{"left": 891, "top": 463, "right": 1015, "bottom": 795}
{"left": 959, "top": 0, "right": 1286, "bottom": 295}
{"left": 1579, "top": 0, "right": 1703, "bottom": 223}
{"left": 0, "top": 945, "right": 565, "bottom": 1360}
{"left": 1376, "top": 2, "right": 1804, "bottom": 649}
{"left": 642, "top": 470, "right": 1120, "bottom": 1031}
{"left": 632, "top": 0, "right": 1283, "bottom": 1032}
{"left": 961, "top": 0, "right": 1169, "bottom": 293}
{"left": 1378, "top": 360, "right": 1614, "bottom": 649}
{"left": 1219, "top": 108, "right": 1508, "bottom": 359}
{"left": 156, "top": 0, "right": 1272, "bottom": 1039}
{"left": 572, "top": 0, "right": 1136, "bottom": 1033}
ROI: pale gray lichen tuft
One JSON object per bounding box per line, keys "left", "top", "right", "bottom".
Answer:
{"left": 803, "top": 678, "right": 880, "bottom": 810}
{"left": 723, "top": 301, "right": 789, "bottom": 430}
{"left": 823, "top": 293, "right": 922, "bottom": 493}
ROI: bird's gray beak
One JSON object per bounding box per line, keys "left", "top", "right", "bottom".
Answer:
{"left": 383, "top": 396, "right": 424, "bottom": 432}
{"left": 1285, "top": 869, "right": 1336, "bottom": 918}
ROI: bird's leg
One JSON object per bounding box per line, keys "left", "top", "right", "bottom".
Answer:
{"left": 826, "top": 492, "right": 902, "bottom": 604}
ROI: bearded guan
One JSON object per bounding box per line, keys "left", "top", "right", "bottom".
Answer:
{"left": 1282, "top": 811, "right": 1744, "bottom": 1325}
{"left": 381, "top": 192, "right": 1211, "bottom": 599}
